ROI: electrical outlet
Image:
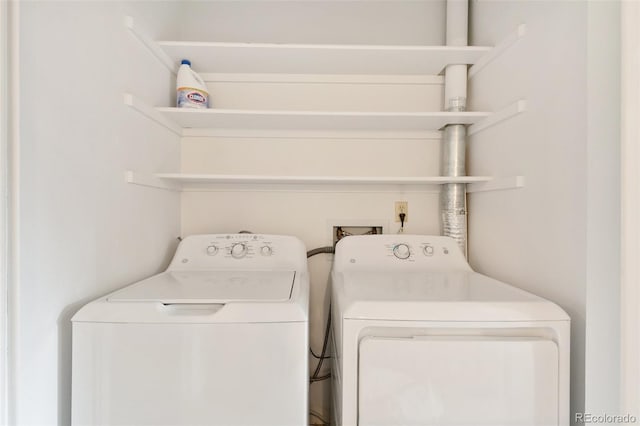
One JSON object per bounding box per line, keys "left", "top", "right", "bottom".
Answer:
{"left": 395, "top": 201, "right": 408, "bottom": 222}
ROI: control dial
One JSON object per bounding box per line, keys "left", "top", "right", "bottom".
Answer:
{"left": 393, "top": 243, "right": 411, "bottom": 260}
{"left": 206, "top": 245, "right": 218, "bottom": 256}
{"left": 260, "top": 246, "right": 273, "bottom": 256}
{"left": 230, "top": 243, "right": 248, "bottom": 259}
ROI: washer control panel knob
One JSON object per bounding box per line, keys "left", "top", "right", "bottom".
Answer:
{"left": 260, "top": 245, "right": 273, "bottom": 256}
{"left": 230, "top": 243, "right": 248, "bottom": 259}
{"left": 393, "top": 243, "right": 411, "bottom": 260}
{"left": 206, "top": 245, "right": 218, "bottom": 256}
{"left": 423, "top": 245, "right": 434, "bottom": 256}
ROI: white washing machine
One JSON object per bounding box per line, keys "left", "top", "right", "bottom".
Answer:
{"left": 72, "top": 234, "right": 309, "bottom": 426}
{"left": 331, "top": 235, "right": 570, "bottom": 426}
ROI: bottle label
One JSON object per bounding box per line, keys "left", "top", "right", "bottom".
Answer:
{"left": 177, "top": 88, "right": 209, "bottom": 109}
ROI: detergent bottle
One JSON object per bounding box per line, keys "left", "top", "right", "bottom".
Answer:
{"left": 176, "top": 59, "right": 209, "bottom": 109}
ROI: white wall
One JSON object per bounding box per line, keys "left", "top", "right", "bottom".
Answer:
{"left": 469, "top": 0, "right": 620, "bottom": 421}
{"left": 0, "top": 0, "right": 13, "bottom": 421}
{"left": 585, "top": 0, "right": 620, "bottom": 415}
{"left": 621, "top": 1, "right": 640, "bottom": 416}
{"left": 177, "top": 0, "right": 445, "bottom": 45}
{"left": 12, "top": 2, "right": 181, "bottom": 424}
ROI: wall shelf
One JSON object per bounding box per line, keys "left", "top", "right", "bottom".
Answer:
{"left": 126, "top": 95, "right": 524, "bottom": 135}
{"left": 156, "top": 173, "right": 492, "bottom": 185}
{"left": 155, "top": 107, "right": 491, "bottom": 132}
{"left": 127, "top": 16, "right": 524, "bottom": 78}
{"left": 126, "top": 171, "right": 524, "bottom": 193}
{"left": 155, "top": 41, "right": 491, "bottom": 75}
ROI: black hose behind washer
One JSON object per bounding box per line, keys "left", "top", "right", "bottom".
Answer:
{"left": 307, "top": 246, "right": 335, "bottom": 383}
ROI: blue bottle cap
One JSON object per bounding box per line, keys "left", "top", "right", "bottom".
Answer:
{"left": 181, "top": 59, "right": 191, "bottom": 66}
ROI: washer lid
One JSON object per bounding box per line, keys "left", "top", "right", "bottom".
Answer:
{"left": 107, "top": 270, "right": 295, "bottom": 304}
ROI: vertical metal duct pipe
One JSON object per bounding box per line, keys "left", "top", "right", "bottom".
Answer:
{"left": 441, "top": 0, "right": 469, "bottom": 257}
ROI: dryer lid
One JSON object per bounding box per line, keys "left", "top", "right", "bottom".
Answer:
{"left": 341, "top": 270, "right": 536, "bottom": 302}
{"left": 334, "top": 271, "right": 570, "bottom": 322}
{"left": 107, "top": 270, "right": 295, "bottom": 304}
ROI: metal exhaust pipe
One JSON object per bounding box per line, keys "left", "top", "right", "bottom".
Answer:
{"left": 441, "top": 0, "right": 469, "bottom": 257}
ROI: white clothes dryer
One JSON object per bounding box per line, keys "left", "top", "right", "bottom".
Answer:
{"left": 331, "top": 235, "right": 570, "bottom": 426}
{"left": 72, "top": 234, "right": 308, "bottom": 426}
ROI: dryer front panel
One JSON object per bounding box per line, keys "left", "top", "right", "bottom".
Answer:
{"left": 358, "top": 336, "right": 558, "bottom": 426}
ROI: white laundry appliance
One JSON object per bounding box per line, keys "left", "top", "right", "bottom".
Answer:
{"left": 71, "top": 233, "right": 309, "bottom": 426}
{"left": 331, "top": 235, "right": 570, "bottom": 426}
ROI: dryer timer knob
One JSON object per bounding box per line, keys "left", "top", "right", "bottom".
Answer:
{"left": 393, "top": 243, "right": 411, "bottom": 259}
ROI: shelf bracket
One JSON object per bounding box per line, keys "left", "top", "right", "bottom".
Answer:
{"left": 468, "top": 99, "right": 526, "bottom": 136}
{"left": 469, "top": 24, "right": 527, "bottom": 79}
{"left": 124, "top": 93, "right": 182, "bottom": 136}
{"left": 467, "top": 176, "right": 524, "bottom": 193}
{"left": 124, "top": 16, "right": 176, "bottom": 74}
{"left": 125, "top": 171, "right": 181, "bottom": 191}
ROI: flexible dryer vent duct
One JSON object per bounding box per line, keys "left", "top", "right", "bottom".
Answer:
{"left": 441, "top": 0, "right": 469, "bottom": 257}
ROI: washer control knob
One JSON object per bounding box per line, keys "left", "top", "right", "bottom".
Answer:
{"left": 206, "top": 245, "right": 218, "bottom": 256}
{"left": 230, "top": 243, "right": 248, "bottom": 259}
{"left": 260, "top": 246, "right": 273, "bottom": 256}
{"left": 393, "top": 243, "right": 411, "bottom": 260}
{"left": 423, "top": 245, "right": 434, "bottom": 256}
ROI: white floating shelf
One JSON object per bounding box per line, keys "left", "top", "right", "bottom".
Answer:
{"left": 156, "top": 107, "right": 491, "bottom": 132}
{"left": 126, "top": 171, "right": 524, "bottom": 192}
{"left": 156, "top": 174, "right": 492, "bottom": 185}
{"left": 157, "top": 41, "right": 491, "bottom": 75}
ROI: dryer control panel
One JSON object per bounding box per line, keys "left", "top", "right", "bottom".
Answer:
{"left": 168, "top": 234, "right": 307, "bottom": 271}
{"left": 333, "top": 235, "right": 471, "bottom": 272}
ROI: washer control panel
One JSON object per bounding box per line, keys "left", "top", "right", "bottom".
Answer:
{"left": 334, "top": 235, "right": 470, "bottom": 272}
{"left": 201, "top": 235, "right": 276, "bottom": 260}
{"left": 168, "top": 234, "right": 306, "bottom": 271}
